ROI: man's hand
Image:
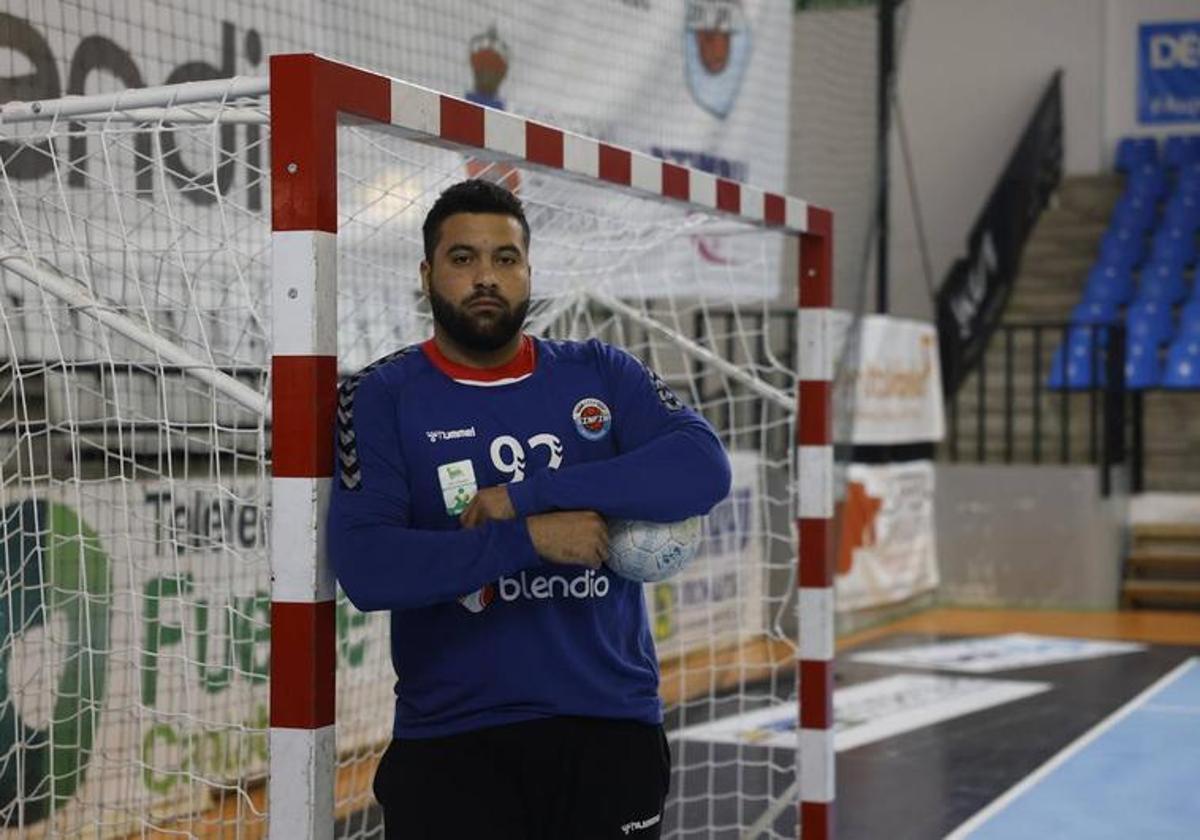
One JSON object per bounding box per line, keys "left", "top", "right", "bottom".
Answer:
{"left": 459, "top": 486, "right": 517, "bottom": 529}
{"left": 526, "top": 512, "right": 609, "bottom": 569}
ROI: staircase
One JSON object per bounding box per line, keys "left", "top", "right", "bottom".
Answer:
{"left": 947, "top": 174, "right": 1200, "bottom": 491}
{"left": 1123, "top": 523, "right": 1200, "bottom": 609}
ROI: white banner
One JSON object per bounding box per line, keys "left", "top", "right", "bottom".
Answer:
{"left": 5, "top": 1, "right": 794, "bottom": 314}
{"left": 674, "top": 673, "right": 1050, "bottom": 751}
{"left": 833, "top": 314, "right": 946, "bottom": 445}
{"left": 834, "top": 460, "right": 939, "bottom": 612}
{"left": 0, "top": 481, "right": 391, "bottom": 835}
{"left": 851, "top": 634, "right": 1146, "bottom": 673}
{"left": 646, "top": 450, "right": 765, "bottom": 657}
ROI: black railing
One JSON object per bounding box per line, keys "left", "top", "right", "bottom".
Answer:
{"left": 938, "top": 70, "right": 1064, "bottom": 397}
{"left": 944, "top": 322, "right": 1136, "bottom": 495}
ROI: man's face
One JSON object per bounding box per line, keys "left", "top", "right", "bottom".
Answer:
{"left": 421, "top": 212, "right": 531, "bottom": 353}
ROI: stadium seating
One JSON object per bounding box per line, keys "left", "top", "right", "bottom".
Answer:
{"left": 1124, "top": 340, "right": 1162, "bottom": 389}
{"left": 1164, "top": 195, "right": 1200, "bottom": 232}
{"left": 1112, "top": 194, "right": 1158, "bottom": 231}
{"left": 1048, "top": 327, "right": 1108, "bottom": 389}
{"left": 1098, "top": 226, "right": 1147, "bottom": 268}
{"left": 1179, "top": 164, "right": 1200, "bottom": 196}
{"left": 1164, "top": 135, "right": 1200, "bottom": 170}
{"left": 1126, "top": 300, "right": 1175, "bottom": 346}
{"left": 1082, "top": 264, "right": 1136, "bottom": 305}
{"left": 1128, "top": 167, "right": 1170, "bottom": 203}
{"left": 1115, "top": 137, "right": 1158, "bottom": 172}
{"left": 1071, "top": 299, "right": 1119, "bottom": 325}
{"left": 1161, "top": 337, "right": 1200, "bottom": 388}
{"left": 1135, "top": 261, "right": 1188, "bottom": 306}
{"left": 1051, "top": 134, "right": 1200, "bottom": 392}
{"left": 1149, "top": 226, "right": 1197, "bottom": 267}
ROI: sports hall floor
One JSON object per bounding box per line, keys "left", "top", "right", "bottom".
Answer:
{"left": 338, "top": 608, "right": 1200, "bottom": 839}
{"left": 666, "top": 608, "right": 1200, "bottom": 839}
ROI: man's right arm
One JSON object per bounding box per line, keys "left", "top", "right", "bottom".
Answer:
{"left": 326, "top": 371, "right": 543, "bottom": 612}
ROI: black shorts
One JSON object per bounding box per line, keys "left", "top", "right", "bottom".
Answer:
{"left": 373, "top": 715, "right": 671, "bottom": 839}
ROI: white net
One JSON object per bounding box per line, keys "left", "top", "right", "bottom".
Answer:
{"left": 0, "top": 79, "right": 810, "bottom": 838}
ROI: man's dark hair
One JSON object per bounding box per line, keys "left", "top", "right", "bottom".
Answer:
{"left": 422, "top": 179, "right": 530, "bottom": 262}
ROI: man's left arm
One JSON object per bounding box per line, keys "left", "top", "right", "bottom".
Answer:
{"left": 504, "top": 342, "right": 731, "bottom": 522}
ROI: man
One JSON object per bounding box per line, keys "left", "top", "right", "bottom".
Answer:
{"left": 327, "top": 179, "right": 731, "bottom": 839}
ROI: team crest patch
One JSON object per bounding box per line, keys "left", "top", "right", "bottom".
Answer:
{"left": 572, "top": 398, "right": 612, "bottom": 441}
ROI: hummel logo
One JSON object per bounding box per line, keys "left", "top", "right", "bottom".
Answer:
{"left": 426, "top": 427, "right": 477, "bottom": 443}
{"left": 621, "top": 813, "right": 661, "bottom": 835}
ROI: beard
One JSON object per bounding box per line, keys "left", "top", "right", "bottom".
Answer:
{"left": 428, "top": 287, "right": 530, "bottom": 353}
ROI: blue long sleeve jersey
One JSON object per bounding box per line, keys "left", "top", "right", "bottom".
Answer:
{"left": 327, "top": 335, "right": 731, "bottom": 739}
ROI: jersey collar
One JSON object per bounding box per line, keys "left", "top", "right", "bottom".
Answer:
{"left": 421, "top": 335, "right": 536, "bottom": 387}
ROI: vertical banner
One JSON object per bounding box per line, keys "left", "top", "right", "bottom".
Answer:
{"left": 831, "top": 313, "right": 945, "bottom": 445}
{"left": 835, "top": 461, "right": 939, "bottom": 612}
{"left": 1138, "top": 21, "right": 1200, "bottom": 124}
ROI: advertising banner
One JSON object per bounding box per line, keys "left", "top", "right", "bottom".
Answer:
{"left": 834, "top": 460, "right": 938, "bottom": 612}
{"left": 1138, "top": 21, "right": 1200, "bottom": 124}
{"left": 0, "top": 482, "right": 391, "bottom": 835}
{"left": 851, "top": 634, "right": 1146, "bottom": 673}
{"left": 2, "top": 0, "right": 795, "bottom": 346}
{"left": 674, "top": 673, "right": 1050, "bottom": 752}
{"left": 0, "top": 459, "right": 767, "bottom": 831}
{"left": 832, "top": 313, "right": 945, "bottom": 445}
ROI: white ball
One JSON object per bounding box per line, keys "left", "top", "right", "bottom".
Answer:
{"left": 605, "top": 516, "right": 703, "bottom": 583}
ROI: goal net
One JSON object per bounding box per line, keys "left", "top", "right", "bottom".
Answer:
{"left": 0, "top": 59, "right": 832, "bottom": 839}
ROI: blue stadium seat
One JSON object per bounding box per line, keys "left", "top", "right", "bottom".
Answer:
{"left": 1083, "top": 263, "right": 1136, "bottom": 305}
{"left": 1178, "top": 164, "right": 1200, "bottom": 196}
{"left": 1099, "top": 228, "right": 1146, "bottom": 268}
{"left": 1161, "top": 337, "right": 1200, "bottom": 389}
{"left": 1048, "top": 344, "right": 1104, "bottom": 390}
{"left": 1124, "top": 340, "right": 1162, "bottom": 390}
{"left": 1071, "top": 299, "right": 1119, "bottom": 325}
{"left": 1126, "top": 300, "right": 1175, "bottom": 346}
{"left": 1163, "top": 194, "right": 1200, "bottom": 232}
{"left": 1164, "top": 135, "right": 1200, "bottom": 170}
{"left": 1126, "top": 164, "right": 1169, "bottom": 201}
{"left": 1178, "top": 311, "right": 1200, "bottom": 338}
{"left": 1115, "top": 137, "right": 1158, "bottom": 172}
{"left": 1182, "top": 298, "right": 1200, "bottom": 325}
{"left": 1112, "top": 194, "right": 1158, "bottom": 231}
{"left": 1048, "top": 327, "right": 1109, "bottom": 390}
{"left": 1135, "top": 261, "right": 1189, "bottom": 305}
{"left": 1149, "top": 226, "right": 1197, "bottom": 267}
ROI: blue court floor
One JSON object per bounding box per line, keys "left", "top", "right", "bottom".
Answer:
{"left": 949, "top": 657, "right": 1200, "bottom": 839}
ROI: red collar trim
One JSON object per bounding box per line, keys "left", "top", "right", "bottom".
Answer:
{"left": 421, "top": 335, "right": 536, "bottom": 384}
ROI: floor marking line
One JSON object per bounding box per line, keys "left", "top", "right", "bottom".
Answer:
{"left": 943, "top": 657, "right": 1199, "bottom": 839}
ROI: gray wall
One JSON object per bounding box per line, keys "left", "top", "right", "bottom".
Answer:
{"left": 886, "top": 0, "right": 1106, "bottom": 323}
{"left": 789, "top": 0, "right": 1110, "bottom": 321}
{"left": 935, "top": 464, "right": 1127, "bottom": 609}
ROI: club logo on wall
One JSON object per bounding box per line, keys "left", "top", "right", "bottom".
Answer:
{"left": 465, "top": 24, "right": 520, "bottom": 191}
{"left": 683, "top": 0, "right": 753, "bottom": 119}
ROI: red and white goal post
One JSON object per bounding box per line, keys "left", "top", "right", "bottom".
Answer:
{"left": 0, "top": 54, "right": 833, "bottom": 838}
